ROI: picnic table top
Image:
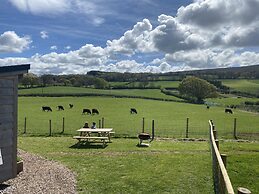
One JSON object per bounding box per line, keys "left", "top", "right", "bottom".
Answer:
{"left": 77, "top": 128, "right": 113, "bottom": 132}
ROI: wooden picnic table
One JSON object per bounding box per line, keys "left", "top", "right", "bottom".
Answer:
{"left": 73, "top": 128, "right": 113, "bottom": 147}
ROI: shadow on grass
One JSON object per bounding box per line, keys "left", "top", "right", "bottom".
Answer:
{"left": 69, "top": 142, "right": 108, "bottom": 149}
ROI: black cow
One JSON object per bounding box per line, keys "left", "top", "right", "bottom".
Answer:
{"left": 69, "top": 104, "right": 73, "bottom": 108}
{"left": 130, "top": 108, "right": 137, "bottom": 114}
{"left": 57, "top": 105, "right": 64, "bottom": 111}
{"left": 225, "top": 108, "right": 233, "bottom": 114}
{"left": 92, "top": 108, "right": 99, "bottom": 115}
{"left": 206, "top": 106, "right": 210, "bottom": 109}
{"left": 42, "top": 106, "right": 52, "bottom": 112}
{"left": 82, "top": 108, "right": 91, "bottom": 115}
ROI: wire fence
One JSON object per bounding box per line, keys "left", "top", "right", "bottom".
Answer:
{"left": 18, "top": 116, "right": 259, "bottom": 140}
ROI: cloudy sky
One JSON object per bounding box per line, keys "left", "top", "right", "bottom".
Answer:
{"left": 1, "top": 0, "right": 259, "bottom": 74}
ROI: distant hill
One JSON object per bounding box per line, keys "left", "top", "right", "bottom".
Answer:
{"left": 163, "top": 65, "right": 259, "bottom": 79}
{"left": 88, "top": 65, "right": 259, "bottom": 81}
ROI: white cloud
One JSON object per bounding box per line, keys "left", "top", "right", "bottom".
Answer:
{"left": 8, "top": 0, "right": 105, "bottom": 25}
{"left": 8, "top": 0, "right": 70, "bottom": 15}
{"left": 50, "top": 45, "right": 58, "bottom": 50}
{"left": 3, "top": 0, "right": 259, "bottom": 74}
{"left": 0, "top": 31, "right": 31, "bottom": 53}
{"left": 107, "top": 19, "right": 153, "bottom": 55}
{"left": 40, "top": 31, "right": 48, "bottom": 39}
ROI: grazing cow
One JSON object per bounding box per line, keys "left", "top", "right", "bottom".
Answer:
{"left": 130, "top": 108, "right": 137, "bottom": 114}
{"left": 57, "top": 105, "right": 64, "bottom": 111}
{"left": 225, "top": 108, "right": 233, "bottom": 114}
{"left": 42, "top": 106, "right": 52, "bottom": 112}
{"left": 82, "top": 108, "right": 91, "bottom": 115}
{"left": 206, "top": 106, "right": 210, "bottom": 109}
{"left": 92, "top": 108, "right": 99, "bottom": 115}
{"left": 69, "top": 104, "right": 73, "bottom": 109}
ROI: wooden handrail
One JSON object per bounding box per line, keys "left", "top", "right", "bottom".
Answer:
{"left": 209, "top": 120, "right": 235, "bottom": 194}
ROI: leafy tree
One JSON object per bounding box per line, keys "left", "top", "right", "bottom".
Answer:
{"left": 21, "top": 73, "right": 39, "bottom": 88}
{"left": 93, "top": 78, "right": 109, "bottom": 89}
{"left": 178, "top": 76, "right": 217, "bottom": 103}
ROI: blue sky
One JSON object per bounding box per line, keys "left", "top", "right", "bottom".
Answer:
{"left": 1, "top": 0, "right": 259, "bottom": 74}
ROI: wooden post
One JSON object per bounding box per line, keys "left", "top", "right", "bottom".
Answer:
{"left": 237, "top": 187, "right": 251, "bottom": 194}
{"left": 186, "top": 117, "right": 189, "bottom": 138}
{"left": 49, "top": 120, "right": 52, "bottom": 136}
{"left": 215, "top": 140, "right": 219, "bottom": 149}
{"left": 151, "top": 120, "right": 155, "bottom": 140}
{"left": 213, "top": 129, "right": 217, "bottom": 140}
{"left": 142, "top": 117, "right": 145, "bottom": 133}
{"left": 62, "top": 117, "right": 65, "bottom": 133}
{"left": 233, "top": 118, "right": 237, "bottom": 140}
{"left": 102, "top": 117, "right": 104, "bottom": 128}
{"left": 24, "top": 117, "right": 27, "bottom": 134}
{"left": 219, "top": 154, "right": 227, "bottom": 193}
{"left": 98, "top": 119, "right": 101, "bottom": 128}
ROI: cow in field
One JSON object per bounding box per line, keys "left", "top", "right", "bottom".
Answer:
{"left": 82, "top": 108, "right": 91, "bottom": 115}
{"left": 69, "top": 104, "right": 73, "bottom": 109}
{"left": 206, "top": 106, "right": 210, "bottom": 109}
{"left": 225, "top": 108, "right": 233, "bottom": 114}
{"left": 92, "top": 108, "right": 99, "bottom": 115}
{"left": 130, "top": 108, "right": 137, "bottom": 114}
{"left": 42, "top": 106, "right": 52, "bottom": 112}
{"left": 57, "top": 105, "right": 64, "bottom": 111}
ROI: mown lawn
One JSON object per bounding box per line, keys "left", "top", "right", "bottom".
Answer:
{"left": 18, "top": 137, "right": 213, "bottom": 194}
{"left": 18, "top": 137, "right": 259, "bottom": 193}
{"left": 18, "top": 97, "right": 259, "bottom": 139}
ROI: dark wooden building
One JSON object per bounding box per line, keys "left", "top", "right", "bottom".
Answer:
{"left": 0, "top": 64, "right": 30, "bottom": 183}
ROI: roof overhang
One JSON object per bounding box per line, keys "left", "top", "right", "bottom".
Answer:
{"left": 0, "top": 64, "right": 30, "bottom": 77}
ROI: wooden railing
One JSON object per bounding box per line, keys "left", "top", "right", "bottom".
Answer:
{"left": 209, "top": 120, "right": 251, "bottom": 194}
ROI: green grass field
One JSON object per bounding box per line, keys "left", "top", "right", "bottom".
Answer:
{"left": 18, "top": 86, "right": 182, "bottom": 101}
{"left": 18, "top": 96, "right": 259, "bottom": 139}
{"left": 18, "top": 137, "right": 259, "bottom": 193}
{"left": 221, "top": 79, "right": 259, "bottom": 95}
{"left": 109, "top": 81, "right": 180, "bottom": 88}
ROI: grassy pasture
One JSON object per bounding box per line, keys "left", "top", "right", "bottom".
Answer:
{"left": 109, "top": 81, "right": 180, "bottom": 88}
{"left": 221, "top": 79, "right": 259, "bottom": 95}
{"left": 18, "top": 97, "right": 259, "bottom": 139}
{"left": 18, "top": 137, "right": 259, "bottom": 193}
{"left": 18, "top": 86, "right": 182, "bottom": 101}
{"left": 206, "top": 96, "right": 259, "bottom": 106}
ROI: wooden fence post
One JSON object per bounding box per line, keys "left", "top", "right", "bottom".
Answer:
{"left": 219, "top": 154, "right": 227, "bottom": 193}
{"left": 62, "top": 117, "right": 65, "bottom": 133}
{"left": 98, "top": 119, "right": 101, "bottom": 128}
{"left": 24, "top": 117, "right": 27, "bottom": 134}
{"left": 49, "top": 120, "right": 52, "bottom": 136}
{"left": 215, "top": 140, "right": 219, "bottom": 149}
{"left": 186, "top": 117, "right": 189, "bottom": 138}
{"left": 152, "top": 120, "right": 155, "bottom": 140}
{"left": 233, "top": 118, "right": 237, "bottom": 140}
{"left": 142, "top": 117, "right": 145, "bottom": 133}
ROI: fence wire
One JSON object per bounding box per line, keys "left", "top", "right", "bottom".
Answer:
{"left": 18, "top": 116, "right": 259, "bottom": 140}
